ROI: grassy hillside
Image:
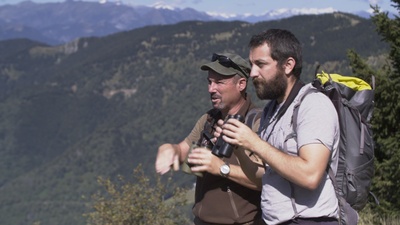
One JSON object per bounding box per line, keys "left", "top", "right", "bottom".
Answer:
{"left": 0, "top": 13, "right": 389, "bottom": 225}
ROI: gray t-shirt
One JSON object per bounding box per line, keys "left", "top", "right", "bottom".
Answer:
{"left": 260, "top": 83, "right": 340, "bottom": 224}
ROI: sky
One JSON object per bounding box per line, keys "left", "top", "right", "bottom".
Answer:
{"left": 0, "top": 0, "right": 396, "bottom": 16}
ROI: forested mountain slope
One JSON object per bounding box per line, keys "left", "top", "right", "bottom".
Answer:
{"left": 0, "top": 13, "right": 388, "bottom": 225}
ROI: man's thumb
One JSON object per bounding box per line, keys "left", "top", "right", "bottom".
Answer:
{"left": 172, "top": 155, "right": 180, "bottom": 171}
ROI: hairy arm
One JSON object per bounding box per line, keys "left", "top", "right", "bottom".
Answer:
{"left": 222, "top": 93, "right": 338, "bottom": 190}
{"left": 208, "top": 119, "right": 265, "bottom": 190}
{"left": 233, "top": 148, "right": 264, "bottom": 190}
{"left": 222, "top": 119, "right": 331, "bottom": 190}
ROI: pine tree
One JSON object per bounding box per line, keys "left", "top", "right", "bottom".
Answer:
{"left": 347, "top": 0, "right": 400, "bottom": 215}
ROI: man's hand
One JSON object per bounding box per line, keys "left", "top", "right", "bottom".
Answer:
{"left": 211, "top": 119, "right": 224, "bottom": 142}
{"left": 222, "top": 118, "right": 261, "bottom": 151}
{"left": 187, "top": 147, "right": 224, "bottom": 176}
{"left": 155, "top": 143, "right": 180, "bottom": 175}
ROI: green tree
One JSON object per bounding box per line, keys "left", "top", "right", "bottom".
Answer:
{"left": 85, "top": 165, "right": 190, "bottom": 225}
{"left": 347, "top": 0, "right": 400, "bottom": 216}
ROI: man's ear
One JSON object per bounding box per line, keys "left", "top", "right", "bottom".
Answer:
{"left": 238, "top": 77, "right": 247, "bottom": 91}
{"left": 284, "top": 57, "right": 296, "bottom": 75}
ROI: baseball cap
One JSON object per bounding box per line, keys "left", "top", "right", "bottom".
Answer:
{"left": 200, "top": 53, "right": 251, "bottom": 78}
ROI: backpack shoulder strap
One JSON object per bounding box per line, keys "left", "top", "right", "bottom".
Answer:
{"left": 245, "top": 107, "right": 262, "bottom": 132}
{"left": 259, "top": 79, "right": 305, "bottom": 135}
{"left": 291, "top": 84, "right": 318, "bottom": 131}
{"left": 286, "top": 84, "right": 321, "bottom": 220}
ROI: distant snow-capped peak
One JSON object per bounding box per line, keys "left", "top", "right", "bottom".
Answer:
{"left": 206, "top": 11, "right": 238, "bottom": 19}
{"left": 150, "top": 1, "right": 176, "bottom": 10}
{"left": 207, "top": 7, "right": 338, "bottom": 20}
{"left": 98, "top": 0, "right": 122, "bottom": 5}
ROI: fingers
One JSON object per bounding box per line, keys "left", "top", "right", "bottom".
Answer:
{"left": 155, "top": 143, "right": 177, "bottom": 175}
{"left": 172, "top": 154, "right": 180, "bottom": 171}
{"left": 225, "top": 118, "right": 244, "bottom": 128}
{"left": 188, "top": 148, "right": 221, "bottom": 175}
{"left": 213, "top": 119, "right": 224, "bottom": 138}
{"left": 155, "top": 163, "right": 170, "bottom": 175}
{"left": 216, "top": 119, "right": 224, "bottom": 126}
{"left": 221, "top": 132, "right": 237, "bottom": 146}
{"left": 155, "top": 157, "right": 179, "bottom": 175}
{"left": 155, "top": 155, "right": 174, "bottom": 174}
{"left": 221, "top": 120, "right": 256, "bottom": 149}
{"left": 188, "top": 148, "right": 211, "bottom": 165}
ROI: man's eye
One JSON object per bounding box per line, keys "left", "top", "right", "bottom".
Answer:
{"left": 256, "top": 63, "right": 264, "bottom": 68}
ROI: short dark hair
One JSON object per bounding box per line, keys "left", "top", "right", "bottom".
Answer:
{"left": 248, "top": 29, "right": 302, "bottom": 78}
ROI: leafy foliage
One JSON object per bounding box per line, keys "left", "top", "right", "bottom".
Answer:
{"left": 346, "top": 0, "right": 400, "bottom": 216}
{"left": 85, "top": 165, "right": 190, "bottom": 225}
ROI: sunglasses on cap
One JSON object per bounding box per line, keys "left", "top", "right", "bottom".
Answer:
{"left": 211, "top": 53, "right": 248, "bottom": 78}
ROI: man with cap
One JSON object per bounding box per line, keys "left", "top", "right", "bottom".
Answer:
{"left": 155, "top": 52, "right": 265, "bottom": 225}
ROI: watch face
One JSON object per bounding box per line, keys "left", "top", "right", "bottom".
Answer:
{"left": 221, "top": 164, "right": 230, "bottom": 175}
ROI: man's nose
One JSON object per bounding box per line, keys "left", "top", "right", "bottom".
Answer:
{"left": 249, "top": 67, "right": 258, "bottom": 78}
{"left": 208, "top": 83, "right": 216, "bottom": 93}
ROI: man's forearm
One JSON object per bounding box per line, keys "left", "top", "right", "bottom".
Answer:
{"left": 234, "top": 149, "right": 263, "bottom": 190}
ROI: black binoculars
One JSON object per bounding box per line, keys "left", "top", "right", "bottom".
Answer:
{"left": 211, "top": 114, "right": 244, "bottom": 158}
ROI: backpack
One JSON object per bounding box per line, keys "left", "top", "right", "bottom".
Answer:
{"left": 293, "top": 71, "right": 376, "bottom": 224}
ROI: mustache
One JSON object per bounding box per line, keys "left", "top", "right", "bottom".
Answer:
{"left": 211, "top": 93, "right": 221, "bottom": 99}
{"left": 252, "top": 77, "right": 264, "bottom": 86}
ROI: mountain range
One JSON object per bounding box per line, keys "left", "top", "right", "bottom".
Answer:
{"left": 0, "top": 6, "right": 390, "bottom": 225}
{"left": 0, "top": 0, "right": 375, "bottom": 45}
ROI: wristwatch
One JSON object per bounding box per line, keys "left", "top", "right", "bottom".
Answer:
{"left": 220, "top": 163, "right": 230, "bottom": 177}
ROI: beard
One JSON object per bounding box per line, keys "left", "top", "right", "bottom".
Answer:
{"left": 210, "top": 93, "right": 226, "bottom": 110}
{"left": 253, "top": 68, "right": 287, "bottom": 100}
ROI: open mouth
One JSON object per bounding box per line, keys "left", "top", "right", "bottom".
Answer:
{"left": 211, "top": 94, "right": 221, "bottom": 103}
